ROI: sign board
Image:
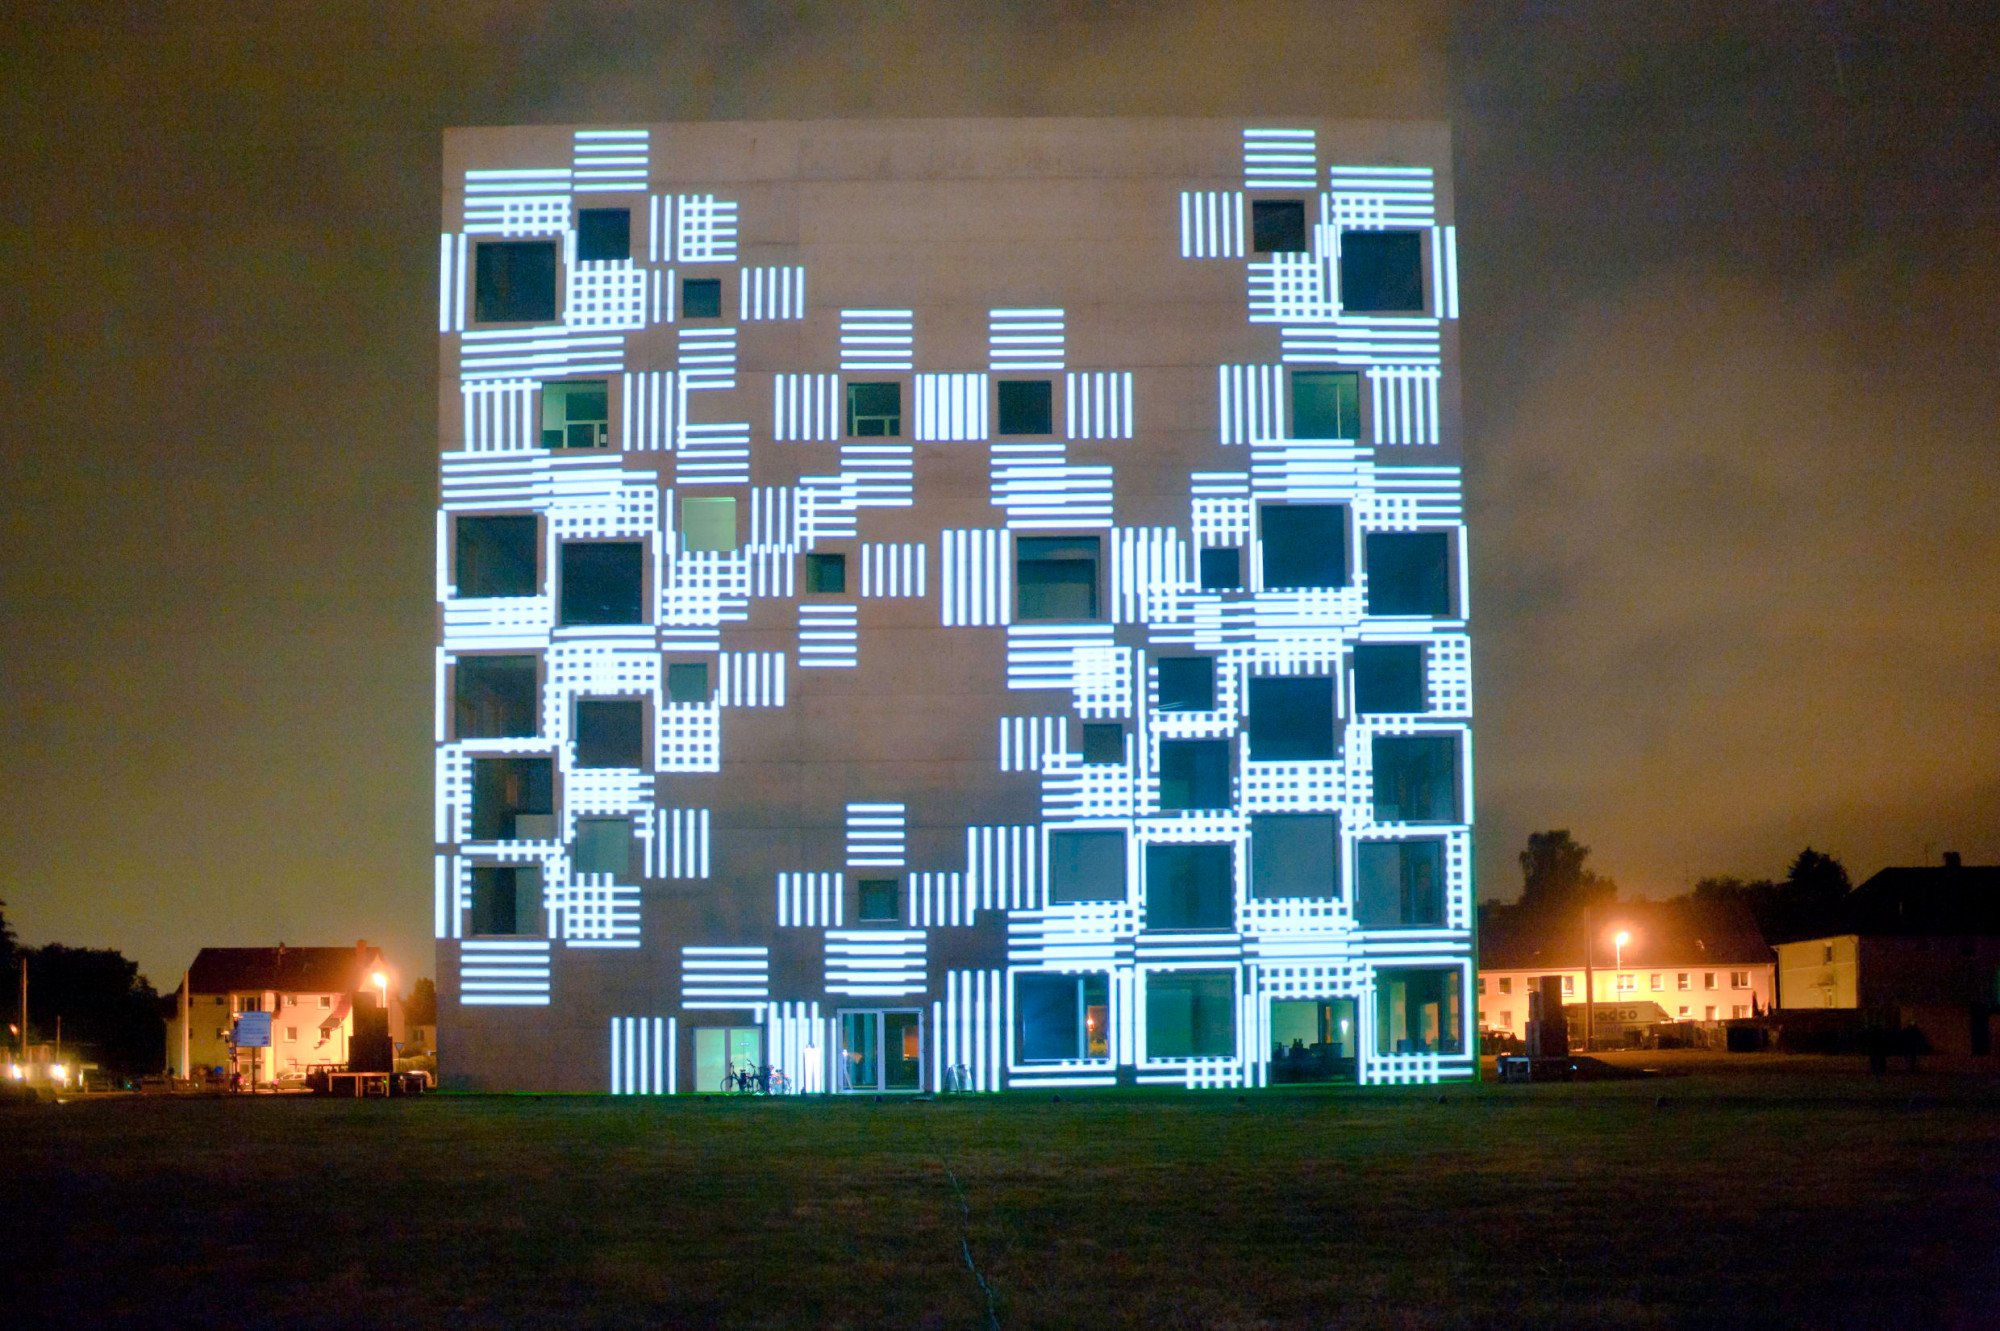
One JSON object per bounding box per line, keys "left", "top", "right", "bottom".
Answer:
{"left": 233, "top": 1011, "right": 272, "bottom": 1048}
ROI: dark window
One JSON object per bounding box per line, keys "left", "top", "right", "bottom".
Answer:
{"left": 1145, "top": 844, "right": 1234, "bottom": 931}
{"left": 1252, "top": 199, "right": 1308, "bottom": 254}
{"left": 1260, "top": 504, "right": 1348, "bottom": 589}
{"left": 1157, "top": 656, "right": 1216, "bottom": 712}
{"left": 474, "top": 241, "right": 558, "bottom": 323}
{"left": 542, "top": 379, "right": 610, "bottom": 450}
{"left": 1371, "top": 735, "right": 1460, "bottom": 823}
{"left": 1354, "top": 840, "right": 1446, "bottom": 927}
{"left": 1048, "top": 829, "right": 1127, "bottom": 904}
{"left": 846, "top": 382, "right": 902, "bottom": 437}
{"left": 454, "top": 655, "right": 538, "bottom": 739}
{"left": 1365, "top": 532, "right": 1452, "bottom": 616}
{"left": 1016, "top": 536, "right": 1099, "bottom": 621}
{"left": 1016, "top": 973, "right": 1111, "bottom": 1062}
{"left": 805, "top": 552, "right": 847, "bottom": 594}
{"left": 996, "top": 380, "right": 1053, "bottom": 435}
{"left": 573, "top": 816, "right": 635, "bottom": 878}
{"left": 682, "top": 277, "right": 722, "bottom": 320}
{"left": 1352, "top": 643, "right": 1426, "bottom": 714}
{"left": 666, "top": 662, "right": 709, "bottom": 704}
{"left": 1291, "top": 370, "right": 1360, "bottom": 440}
{"left": 456, "top": 515, "right": 538, "bottom": 598}
{"left": 1199, "top": 547, "right": 1242, "bottom": 592}
{"left": 1146, "top": 971, "right": 1236, "bottom": 1058}
{"left": 1250, "top": 814, "right": 1339, "bottom": 899}
{"left": 1377, "top": 967, "right": 1462, "bottom": 1054}
{"left": 469, "top": 757, "right": 554, "bottom": 841}
{"left": 1081, "top": 722, "right": 1124, "bottom": 765}
{"left": 558, "top": 542, "right": 645, "bottom": 626}
{"left": 470, "top": 865, "right": 542, "bottom": 936}
{"left": 1340, "top": 230, "right": 1425, "bottom": 313}
{"left": 1247, "top": 677, "right": 1335, "bottom": 761}
{"left": 575, "top": 699, "right": 644, "bottom": 769}
{"left": 1159, "top": 739, "right": 1231, "bottom": 810}
{"left": 576, "top": 208, "right": 630, "bottom": 262}
{"left": 858, "top": 878, "right": 900, "bottom": 923}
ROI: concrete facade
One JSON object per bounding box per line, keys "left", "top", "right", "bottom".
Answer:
{"left": 435, "top": 119, "right": 1474, "bottom": 1092}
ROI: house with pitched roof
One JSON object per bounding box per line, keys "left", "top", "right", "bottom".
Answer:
{"left": 164, "top": 943, "right": 401, "bottom": 1083}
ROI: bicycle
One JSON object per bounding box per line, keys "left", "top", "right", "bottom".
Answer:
{"left": 722, "top": 1059, "right": 792, "bottom": 1095}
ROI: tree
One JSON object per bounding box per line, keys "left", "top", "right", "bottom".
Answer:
{"left": 405, "top": 977, "right": 437, "bottom": 1027}
{"left": 1517, "top": 829, "right": 1617, "bottom": 916}
{"left": 17, "top": 944, "right": 164, "bottom": 1078}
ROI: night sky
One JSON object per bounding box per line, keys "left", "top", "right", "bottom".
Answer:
{"left": 3, "top": 3, "right": 1995, "bottom": 987}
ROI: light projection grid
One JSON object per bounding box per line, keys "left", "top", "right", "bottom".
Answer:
{"left": 437, "top": 121, "right": 1473, "bottom": 1093}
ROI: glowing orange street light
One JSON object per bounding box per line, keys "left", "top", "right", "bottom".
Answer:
{"left": 1613, "top": 929, "right": 1632, "bottom": 969}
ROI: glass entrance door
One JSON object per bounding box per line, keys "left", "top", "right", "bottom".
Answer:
{"left": 839, "top": 1009, "right": 923, "bottom": 1092}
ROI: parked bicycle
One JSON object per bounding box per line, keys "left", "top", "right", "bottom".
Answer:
{"left": 722, "top": 1059, "right": 792, "bottom": 1095}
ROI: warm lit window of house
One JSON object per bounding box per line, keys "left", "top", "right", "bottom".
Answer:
{"left": 1730, "top": 970, "right": 1750, "bottom": 989}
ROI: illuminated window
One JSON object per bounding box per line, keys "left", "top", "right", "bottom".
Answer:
{"left": 1562, "top": 975, "right": 1576, "bottom": 995}
{"left": 996, "top": 380, "right": 1053, "bottom": 435}
{"left": 236, "top": 995, "right": 261, "bottom": 1013}
{"left": 840, "top": 1010, "right": 922, "bottom": 1090}
{"left": 1730, "top": 970, "right": 1750, "bottom": 989}
{"left": 575, "top": 699, "right": 644, "bottom": 769}
{"left": 1016, "top": 973, "right": 1111, "bottom": 1062}
{"left": 1352, "top": 643, "right": 1426, "bottom": 715}
{"left": 666, "top": 662, "right": 709, "bottom": 704}
{"left": 1677, "top": 972, "right": 1691, "bottom": 991}
{"left": 682, "top": 277, "right": 722, "bottom": 319}
{"left": 470, "top": 865, "right": 542, "bottom": 936}
{"left": 1146, "top": 971, "right": 1236, "bottom": 1058}
{"left": 1616, "top": 973, "right": 1636, "bottom": 994}
{"left": 858, "top": 878, "right": 900, "bottom": 924}
{"left": 1248, "top": 814, "right": 1337, "bottom": 900}
{"left": 1678, "top": 1005, "right": 1690, "bottom": 1018}
{"left": 1370, "top": 735, "right": 1460, "bottom": 823}
{"left": 681, "top": 496, "right": 737, "bottom": 553}
{"left": 1081, "top": 723, "right": 1124, "bottom": 765}
{"left": 1732, "top": 1005, "right": 1748, "bottom": 1019}
{"left": 1156, "top": 656, "right": 1215, "bottom": 712}
{"left": 1199, "top": 547, "right": 1241, "bottom": 591}
{"left": 558, "top": 542, "right": 645, "bottom": 626}
{"left": 1015, "top": 536, "right": 1100, "bottom": 620}
{"left": 804, "top": 552, "right": 846, "bottom": 594}
{"left": 454, "top": 655, "right": 538, "bottom": 739}
{"left": 694, "top": 1026, "right": 762, "bottom": 1093}
{"left": 1158, "top": 739, "right": 1231, "bottom": 810}
{"left": 1048, "top": 829, "right": 1127, "bottom": 904}
{"left": 1247, "top": 677, "right": 1334, "bottom": 760}
{"left": 469, "top": 757, "right": 554, "bottom": 841}
{"left": 455, "top": 515, "right": 538, "bottom": 598}
{"left": 1354, "top": 839, "right": 1445, "bottom": 927}
{"left": 573, "top": 816, "right": 634, "bottom": 878}
{"left": 1291, "top": 370, "right": 1360, "bottom": 440}
{"left": 1144, "top": 844, "right": 1233, "bottom": 931}
{"left": 474, "top": 240, "right": 558, "bottom": 323}
{"left": 542, "top": 380, "right": 609, "bottom": 449}
{"left": 1650, "top": 973, "right": 1663, "bottom": 991}
{"left": 1260, "top": 504, "right": 1348, "bottom": 590}
{"left": 846, "top": 382, "right": 902, "bottom": 437}
{"left": 1365, "top": 532, "right": 1452, "bottom": 617}
{"left": 1251, "top": 199, "right": 1307, "bottom": 254}
{"left": 576, "top": 208, "right": 629, "bottom": 262}
{"left": 1339, "top": 229, "right": 1424, "bottom": 313}
{"left": 1498, "top": 1010, "right": 1511, "bottom": 1029}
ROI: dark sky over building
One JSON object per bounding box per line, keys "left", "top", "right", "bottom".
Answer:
{"left": 2, "top": 2, "right": 1995, "bottom": 985}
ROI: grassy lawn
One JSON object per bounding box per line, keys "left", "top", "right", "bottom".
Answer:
{"left": 6, "top": 1055, "right": 1998, "bottom": 1329}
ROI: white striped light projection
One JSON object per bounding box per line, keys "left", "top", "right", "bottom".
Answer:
{"left": 572, "top": 129, "right": 649, "bottom": 192}
{"left": 1064, "top": 371, "right": 1134, "bottom": 441}
{"left": 777, "top": 872, "right": 845, "bottom": 928}
{"left": 857, "top": 542, "right": 926, "bottom": 598}
{"left": 1179, "top": 191, "right": 1244, "bottom": 258}
{"left": 740, "top": 265, "right": 806, "bottom": 320}
{"left": 916, "top": 373, "right": 989, "bottom": 441}
{"left": 609, "top": 1016, "right": 675, "bottom": 1093}
{"left": 845, "top": 803, "right": 908, "bottom": 867}
{"left": 798, "top": 604, "right": 859, "bottom": 668}
{"left": 658, "top": 808, "right": 711, "bottom": 879}
{"left": 674, "top": 194, "right": 738, "bottom": 264}
{"left": 839, "top": 309, "right": 914, "bottom": 371}
{"left": 681, "top": 946, "right": 770, "bottom": 1009}
{"left": 988, "top": 309, "right": 1065, "bottom": 371}
{"left": 773, "top": 373, "right": 841, "bottom": 442}
{"left": 939, "top": 528, "right": 1012, "bottom": 627}
{"left": 825, "top": 930, "right": 927, "bottom": 997}
{"left": 459, "top": 939, "right": 552, "bottom": 1006}
{"left": 1242, "top": 128, "right": 1317, "bottom": 189}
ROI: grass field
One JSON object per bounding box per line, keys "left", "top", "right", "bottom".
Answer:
{"left": 6, "top": 1053, "right": 1998, "bottom": 1329}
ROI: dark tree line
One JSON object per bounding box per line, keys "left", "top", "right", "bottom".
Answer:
{"left": 1, "top": 897, "right": 165, "bottom": 1078}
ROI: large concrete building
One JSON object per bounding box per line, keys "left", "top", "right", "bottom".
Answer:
{"left": 435, "top": 119, "right": 1474, "bottom": 1092}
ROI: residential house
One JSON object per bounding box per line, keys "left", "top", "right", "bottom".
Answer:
{"left": 165, "top": 943, "right": 401, "bottom": 1083}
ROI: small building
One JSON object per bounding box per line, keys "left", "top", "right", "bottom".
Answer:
{"left": 164, "top": 943, "right": 403, "bottom": 1083}
{"left": 1478, "top": 898, "right": 1775, "bottom": 1041}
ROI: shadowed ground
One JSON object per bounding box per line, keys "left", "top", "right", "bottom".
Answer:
{"left": 6, "top": 1053, "right": 1997, "bottom": 1329}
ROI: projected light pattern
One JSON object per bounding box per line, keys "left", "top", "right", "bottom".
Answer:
{"left": 437, "top": 122, "right": 1473, "bottom": 1092}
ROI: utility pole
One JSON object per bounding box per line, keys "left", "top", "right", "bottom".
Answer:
{"left": 1581, "top": 907, "right": 1594, "bottom": 1054}
{"left": 17, "top": 954, "right": 25, "bottom": 1065}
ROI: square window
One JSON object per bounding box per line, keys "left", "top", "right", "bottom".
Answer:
{"left": 846, "top": 382, "right": 902, "bottom": 437}
{"left": 318, "top": 996, "right": 331, "bottom": 1010}
{"left": 1247, "top": 676, "right": 1335, "bottom": 760}
{"left": 1370, "top": 735, "right": 1460, "bottom": 823}
{"left": 1199, "top": 547, "right": 1242, "bottom": 592}
{"left": 858, "top": 878, "right": 900, "bottom": 923}
{"left": 1145, "top": 844, "right": 1234, "bottom": 931}
{"left": 1249, "top": 814, "right": 1338, "bottom": 900}
{"left": 1260, "top": 504, "right": 1349, "bottom": 590}
{"left": 575, "top": 699, "right": 644, "bottom": 769}
{"left": 455, "top": 515, "right": 539, "bottom": 598}
{"left": 996, "top": 380, "right": 1053, "bottom": 435}
{"left": 542, "top": 379, "right": 610, "bottom": 450}
{"left": 559, "top": 541, "right": 645, "bottom": 626}
{"left": 576, "top": 208, "right": 630, "bottom": 262}
{"left": 470, "top": 865, "right": 542, "bottom": 936}
{"left": 1156, "top": 656, "right": 1216, "bottom": 712}
{"left": 1015, "top": 536, "right": 1099, "bottom": 620}
{"left": 469, "top": 757, "right": 554, "bottom": 841}
{"left": 1352, "top": 644, "right": 1427, "bottom": 715}
{"left": 667, "top": 662, "right": 710, "bottom": 704}
{"left": 805, "top": 552, "right": 847, "bottom": 594}
{"left": 1563, "top": 976, "right": 1576, "bottom": 996}
{"left": 682, "top": 277, "right": 722, "bottom": 320}
{"left": 1146, "top": 971, "right": 1236, "bottom": 1058}
{"left": 1251, "top": 199, "right": 1308, "bottom": 254}
{"left": 1339, "top": 229, "right": 1425, "bottom": 313}
{"left": 1731, "top": 971, "right": 1750, "bottom": 989}
{"left": 1081, "top": 722, "right": 1124, "bottom": 765}
{"left": 1354, "top": 839, "right": 1446, "bottom": 927}
{"left": 1499, "top": 977, "right": 1512, "bottom": 995}
{"left": 1704, "top": 972, "right": 1717, "bottom": 990}
{"left": 454, "top": 655, "right": 539, "bottom": 739}
{"left": 1365, "top": 532, "right": 1453, "bottom": 617}
{"left": 573, "top": 816, "right": 634, "bottom": 878}
{"left": 474, "top": 241, "right": 558, "bottom": 324}
{"left": 681, "top": 496, "right": 737, "bottom": 553}
{"left": 286, "top": 1027, "right": 299, "bottom": 1042}
{"left": 1651, "top": 974, "right": 1664, "bottom": 991}
{"left": 1048, "top": 829, "right": 1127, "bottom": 904}
{"left": 1291, "top": 371, "right": 1361, "bottom": 440}
{"left": 1159, "top": 739, "right": 1231, "bottom": 811}
{"left": 1016, "top": 972, "right": 1111, "bottom": 1062}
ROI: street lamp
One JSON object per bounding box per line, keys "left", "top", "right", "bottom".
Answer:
{"left": 1613, "top": 929, "right": 1632, "bottom": 969}
{"left": 371, "top": 970, "right": 389, "bottom": 1012}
